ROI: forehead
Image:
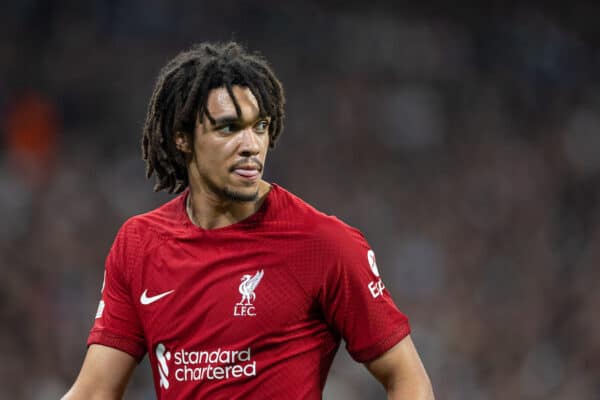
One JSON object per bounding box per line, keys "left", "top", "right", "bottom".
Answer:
{"left": 205, "top": 86, "right": 260, "bottom": 119}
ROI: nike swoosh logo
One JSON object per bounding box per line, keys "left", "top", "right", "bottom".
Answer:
{"left": 140, "top": 289, "right": 175, "bottom": 305}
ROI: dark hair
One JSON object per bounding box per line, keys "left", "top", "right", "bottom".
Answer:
{"left": 142, "top": 41, "right": 285, "bottom": 194}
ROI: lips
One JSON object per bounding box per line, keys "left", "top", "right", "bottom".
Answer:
{"left": 234, "top": 168, "right": 260, "bottom": 179}
{"left": 231, "top": 161, "right": 262, "bottom": 181}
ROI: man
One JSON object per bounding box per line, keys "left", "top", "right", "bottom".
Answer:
{"left": 62, "top": 42, "right": 434, "bottom": 399}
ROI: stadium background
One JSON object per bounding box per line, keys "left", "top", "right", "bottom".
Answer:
{"left": 1, "top": 1, "right": 599, "bottom": 399}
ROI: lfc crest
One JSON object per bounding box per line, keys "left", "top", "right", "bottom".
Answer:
{"left": 234, "top": 270, "right": 264, "bottom": 317}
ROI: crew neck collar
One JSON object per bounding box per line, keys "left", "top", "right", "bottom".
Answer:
{"left": 178, "top": 184, "right": 277, "bottom": 233}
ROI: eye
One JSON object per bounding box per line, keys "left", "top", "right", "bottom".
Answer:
{"left": 217, "top": 124, "right": 237, "bottom": 134}
{"left": 254, "top": 119, "right": 270, "bottom": 134}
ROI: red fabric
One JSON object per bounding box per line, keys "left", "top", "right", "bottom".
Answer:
{"left": 88, "top": 184, "right": 410, "bottom": 399}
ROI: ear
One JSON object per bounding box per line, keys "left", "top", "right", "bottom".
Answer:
{"left": 174, "top": 131, "right": 192, "bottom": 154}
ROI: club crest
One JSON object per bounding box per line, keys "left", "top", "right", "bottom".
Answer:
{"left": 234, "top": 270, "right": 264, "bottom": 317}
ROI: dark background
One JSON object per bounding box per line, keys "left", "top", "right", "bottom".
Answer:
{"left": 1, "top": 1, "right": 599, "bottom": 399}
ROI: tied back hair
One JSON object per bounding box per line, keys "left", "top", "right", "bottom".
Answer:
{"left": 142, "top": 42, "right": 285, "bottom": 194}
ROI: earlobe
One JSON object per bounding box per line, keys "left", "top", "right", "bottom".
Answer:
{"left": 174, "top": 132, "right": 191, "bottom": 153}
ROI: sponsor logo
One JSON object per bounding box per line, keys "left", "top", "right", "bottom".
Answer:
{"left": 155, "top": 343, "right": 257, "bottom": 389}
{"left": 367, "top": 250, "right": 385, "bottom": 298}
{"left": 234, "top": 270, "right": 264, "bottom": 317}
{"left": 156, "top": 343, "right": 172, "bottom": 389}
{"left": 95, "top": 300, "right": 105, "bottom": 319}
{"left": 95, "top": 271, "right": 107, "bottom": 319}
{"left": 367, "top": 249, "right": 380, "bottom": 277}
{"left": 140, "top": 289, "right": 175, "bottom": 305}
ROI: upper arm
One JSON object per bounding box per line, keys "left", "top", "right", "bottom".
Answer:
{"left": 365, "top": 335, "right": 434, "bottom": 400}
{"left": 318, "top": 226, "right": 410, "bottom": 362}
{"left": 62, "top": 344, "right": 137, "bottom": 400}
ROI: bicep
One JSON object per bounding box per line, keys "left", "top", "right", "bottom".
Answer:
{"left": 365, "top": 335, "right": 434, "bottom": 400}
{"left": 319, "top": 230, "right": 410, "bottom": 361}
{"left": 62, "top": 344, "right": 137, "bottom": 400}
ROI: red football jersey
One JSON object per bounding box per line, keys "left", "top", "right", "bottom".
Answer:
{"left": 89, "top": 184, "right": 410, "bottom": 399}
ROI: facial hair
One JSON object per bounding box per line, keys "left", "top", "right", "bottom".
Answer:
{"left": 195, "top": 157, "right": 263, "bottom": 203}
{"left": 201, "top": 173, "right": 259, "bottom": 203}
{"left": 220, "top": 186, "right": 259, "bottom": 202}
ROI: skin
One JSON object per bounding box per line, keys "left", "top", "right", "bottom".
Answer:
{"left": 62, "top": 85, "right": 434, "bottom": 399}
{"left": 62, "top": 344, "right": 136, "bottom": 400}
{"left": 366, "top": 336, "right": 435, "bottom": 400}
{"left": 175, "top": 85, "right": 272, "bottom": 230}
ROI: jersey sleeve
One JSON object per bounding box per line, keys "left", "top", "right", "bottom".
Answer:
{"left": 87, "top": 220, "right": 146, "bottom": 361}
{"left": 319, "top": 225, "right": 410, "bottom": 363}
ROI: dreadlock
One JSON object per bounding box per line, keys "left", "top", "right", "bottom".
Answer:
{"left": 142, "top": 42, "right": 285, "bottom": 194}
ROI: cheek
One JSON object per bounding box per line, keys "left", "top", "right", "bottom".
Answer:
{"left": 194, "top": 139, "right": 228, "bottom": 160}
{"left": 259, "top": 135, "right": 270, "bottom": 153}
{"left": 192, "top": 142, "right": 221, "bottom": 173}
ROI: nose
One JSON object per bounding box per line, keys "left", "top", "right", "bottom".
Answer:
{"left": 238, "top": 127, "right": 261, "bottom": 156}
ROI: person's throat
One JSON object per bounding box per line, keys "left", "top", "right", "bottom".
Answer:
{"left": 186, "top": 182, "right": 270, "bottom": 229}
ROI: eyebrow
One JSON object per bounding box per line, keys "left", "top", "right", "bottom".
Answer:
{"left": 211, "top": 116, "right": 240, "bottom": 126}
{"left": 211, "top": 115, "right": 270, "bottom": 127}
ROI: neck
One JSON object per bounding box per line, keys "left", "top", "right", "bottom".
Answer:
{"left": 186, "top": 180, "right": 270, "bottom": 230}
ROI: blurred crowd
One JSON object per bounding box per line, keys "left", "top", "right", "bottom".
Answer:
{"left": 1, "top": 1, "right": 599, "bottom": 399}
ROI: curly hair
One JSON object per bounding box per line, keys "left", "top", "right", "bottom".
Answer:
{"left": 141, "top": 42, "right": 285, "bottom": 194}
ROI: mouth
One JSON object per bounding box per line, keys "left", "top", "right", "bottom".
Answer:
{"left": 231, "top": 161, "right": 263, "bottom": 182}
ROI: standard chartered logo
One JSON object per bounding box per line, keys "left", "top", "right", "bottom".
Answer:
{"left": 156, "top": 343, "right": 172, "bottom": 389}
{"left": 155, "top": 344, "right": 257, "bottom": 389}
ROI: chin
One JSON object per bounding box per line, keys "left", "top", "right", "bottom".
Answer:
{"left": 221, "top": 186, "right": 259, "bottom": 202}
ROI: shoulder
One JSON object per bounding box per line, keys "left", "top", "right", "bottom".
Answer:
{"left": 131, "top": 191, "right": 186, "bottom": 231}
{"left": 271, "top": 184, "right": 367, "bottom": 247}
{"left": 112, "top": 192, "right": 186, "bottom": 254}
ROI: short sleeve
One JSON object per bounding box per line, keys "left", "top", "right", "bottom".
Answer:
{"left": 319, "top": 226, "right": 410, "bottom": 363}
{"left": 87, "top": 221, "right": 146, "bottom": 361}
